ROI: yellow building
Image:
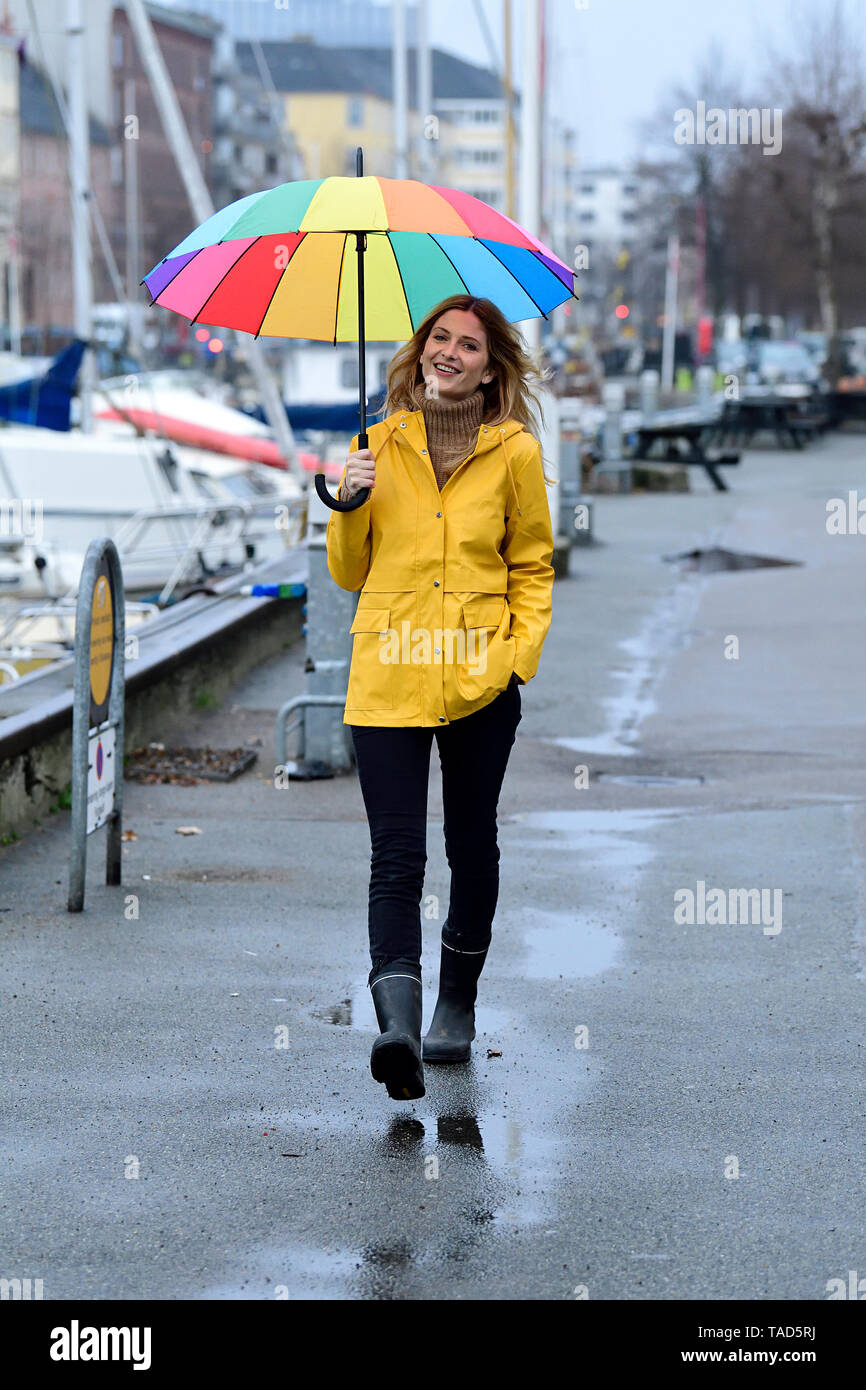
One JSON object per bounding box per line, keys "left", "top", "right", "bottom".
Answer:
{"left": 236, "top": 39, "right": 513, "bottom": 198}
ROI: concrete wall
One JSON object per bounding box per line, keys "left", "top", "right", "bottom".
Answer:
{"left": 0, "top": 593, "right": 303, "bottom": 843}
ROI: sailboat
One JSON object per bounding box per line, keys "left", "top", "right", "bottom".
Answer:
{"left": 0, "top": 0, "right": 311, "bottom": 679}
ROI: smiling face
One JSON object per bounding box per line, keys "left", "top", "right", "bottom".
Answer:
{"left": 419, "top": 309, "right": 495, "bottom": 400}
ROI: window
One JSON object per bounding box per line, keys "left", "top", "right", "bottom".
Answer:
{"left": 110, "top": 146, "right": 122, "bottom": 187}
{"left": 580, "top": 211, "right": 596, "bottom": 222}
{"left": 622, "top": 183, "right": 638, "bottom": 196}
{"left": 580, "top": 183, "right": 596, "bottom": 194}
{"left": 340, "top": 358, "right": 359, "bottom": 388}
{"left": 347, "top": 97, "right": 363, "bottom": 127}
{"left": 112, "top": 32, "right": 123, "bottom": 68}
{"left": 621, "top": 211, "right": 637, "bottom": 223}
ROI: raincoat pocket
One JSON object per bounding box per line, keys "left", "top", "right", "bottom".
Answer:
{"left": 346, "top": 605, "right": 393, "bottom": 710}
{"left": 455, "top": 594, "right": 515, "bottom": 700}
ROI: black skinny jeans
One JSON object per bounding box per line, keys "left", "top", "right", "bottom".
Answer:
{"left": 350, "top": 677, "right": 522, "bottom": 985}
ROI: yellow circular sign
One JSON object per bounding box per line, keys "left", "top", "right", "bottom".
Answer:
{"left": 90, "top": 574, "right": 114, "bottom": 708}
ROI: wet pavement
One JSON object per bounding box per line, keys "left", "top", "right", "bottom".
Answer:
{"left": 2, "top": 432, "right": 865, "bottom": 1299}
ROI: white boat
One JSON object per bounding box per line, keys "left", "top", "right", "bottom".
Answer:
{"left": 0, "top": 414, "right": 306, "bottom": 604}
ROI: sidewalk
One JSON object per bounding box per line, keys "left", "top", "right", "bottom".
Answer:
{"left": 2, "top": 430, "right": 864, "bottom": 1299}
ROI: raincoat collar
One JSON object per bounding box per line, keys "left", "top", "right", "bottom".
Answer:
{"left": 390, "top": 406, "right": 525, "bottom": 457}
{"left": 382, "top": 408, "right": 527, "bottom": 516}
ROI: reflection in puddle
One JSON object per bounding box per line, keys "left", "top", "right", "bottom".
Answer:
{"left": 318, "top": 998, "right": 353, "bottom": 1025}
{"left": 380, "top": 1115, "right": 426, "bottom": 1155}
{"left": 357, "top": 1240, "right": 415, "bottom": 1299}
{"left": 437, "top": 1113, "right": 484, "bottom": 1150}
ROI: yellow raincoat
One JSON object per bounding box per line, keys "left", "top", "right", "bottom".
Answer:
{"left": 326, "top": 404, "right": 554, "bottom": 726}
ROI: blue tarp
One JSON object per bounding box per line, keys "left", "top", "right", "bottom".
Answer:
{"left": 241, "top": 386, "right": 388, "bottom": 434}
{"left": 0, "top": 338, "right": 86, "bottom": 430}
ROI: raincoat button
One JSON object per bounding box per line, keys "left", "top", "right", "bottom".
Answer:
{"left": 439, "top": 716, "right": 446, "bottom": 723}
{"left": 421, "top": 448, "right": 428, "bottom": 453}
{"left": 436, "top": 511, "right": 442, "bottom": 518}
{"left": 400, "top": 421, "right": 406, "bottom": 427}
{"left": 435, "top": 648, "right": 441, "bottom": 655}
{"left": 483, "top": 427, "right": 488, "bottom": 433}
{"left": 433, "top": 579, "right": 439, "bottom": 586}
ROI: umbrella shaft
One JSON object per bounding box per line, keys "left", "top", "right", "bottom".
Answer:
{"left": 355, "top": 230, "right": 368, "bottom": 449}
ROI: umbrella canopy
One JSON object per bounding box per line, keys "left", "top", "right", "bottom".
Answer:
{"left": 141, "top": 175, "right": 577, "bottom": 342}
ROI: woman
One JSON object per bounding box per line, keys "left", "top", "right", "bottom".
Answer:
{"left": 326, "top": 294, "right": 555, "bottom": 1101}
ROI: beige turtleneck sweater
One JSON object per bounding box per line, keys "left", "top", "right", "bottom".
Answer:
{"left": 411, "top": 380, "right": 485, "bottom": 490}
{"left": 338, "top": 382, "right": 485, "bottom": 499}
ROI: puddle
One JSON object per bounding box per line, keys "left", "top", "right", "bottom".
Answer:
{"left": 505, "top": 807, "right": 682, "bottom": 867}
{"left": 473, "top": 1111, "right": 561, "bottom": 1226}
{"left": 200, "top": 1242, "right": 359, "bottom": 1300}
{"left": 664, "top": 546, "right": 801, "bottom": 573}
{"left": 503, "top": 809, "right": 688, "bottom": 979}
{"left": 522, "top": 906, "right": 620, "bottom": 979}
{"left": 597, "top": 773, "right": 704, "bottom": 786}
{"left": 547, "top": 577, "right": 703, "bottom": 757}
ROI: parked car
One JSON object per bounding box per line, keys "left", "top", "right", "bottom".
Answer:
{"left": 746, "top": 341, "right": 820, "bottom": 387}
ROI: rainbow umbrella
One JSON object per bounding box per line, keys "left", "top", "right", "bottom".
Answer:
{"left": 142, "top": 148, "right": 577, "bottom": 510}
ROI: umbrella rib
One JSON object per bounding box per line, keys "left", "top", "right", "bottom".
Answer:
{"left": 479, "top": 241, "right": 552, "bottom": 321}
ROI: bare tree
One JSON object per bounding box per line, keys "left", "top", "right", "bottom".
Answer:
{"left": 768, "top": 0, "right": 866, "bottom": 380}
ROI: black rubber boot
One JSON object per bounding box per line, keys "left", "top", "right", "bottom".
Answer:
{"left": 369, "top": 973, "right": 425, "bottom": 1100}
{"left": 423, "top": 940, "right": 489, "bottom": 1064}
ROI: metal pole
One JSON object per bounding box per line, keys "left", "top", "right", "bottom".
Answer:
{"left": 417, "top": 0, "right": 433, "bottom": 183}
{"left": 393, "top": 0, "right": 409, "bottom": 178}
{"left": 503, "top": 0, "right": 515, "bottom": 219}
{"left": 68, "top": 0, "right": 94, "bottom": 431}
{"left": 8, "top": 230, "right": 21, "bottom": 356}
{"left": 124, "top": 75, "right": 143, "bottom": 363}
{"left": 124, "top": 0, "right": 300, "bottom": 477}
{"left": 519, "top": 0, "right": 541, "bottom": 358}
{"left": 661, "top": 233, "right": 679, "bottom": 394}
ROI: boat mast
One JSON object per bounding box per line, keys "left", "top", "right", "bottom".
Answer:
{"left": 519, "top": 0, "right": 542, "bottom": 359}
{"left": 67, "top": 0, "right": 94, "bottom": 431}
{"left": 123, "top": 0, "right": 299, "bottom": 478}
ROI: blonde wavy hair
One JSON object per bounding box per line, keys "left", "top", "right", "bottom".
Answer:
{"left": 383, "top": 295, "right": 557, "bottom": 482}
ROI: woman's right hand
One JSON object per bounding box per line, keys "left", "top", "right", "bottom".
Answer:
{"left": 341, "top": 448, "right": 376, "bottom": 499}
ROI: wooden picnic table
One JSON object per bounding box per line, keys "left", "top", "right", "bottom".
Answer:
{"left": 709, "top": 392, "right": 829, "bottom": 449}
{"left": 631, "top": 407, "right": 741, "bottom": 492}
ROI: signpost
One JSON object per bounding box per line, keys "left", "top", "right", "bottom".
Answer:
{"left": 68, "top": 538, "right": 126, "bottom": 912}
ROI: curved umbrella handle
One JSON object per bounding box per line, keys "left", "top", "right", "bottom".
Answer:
{"left": 314, "top": 472, "right": 370, "bottom": 511}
